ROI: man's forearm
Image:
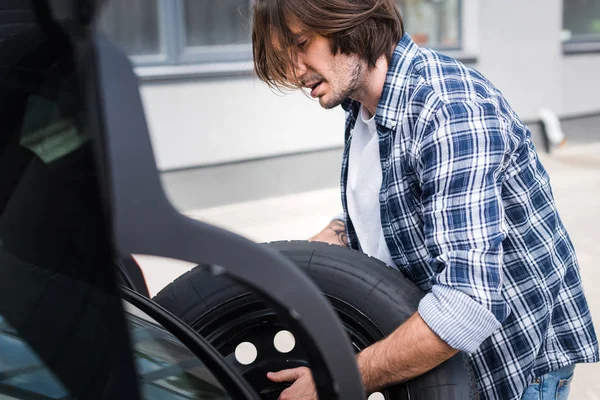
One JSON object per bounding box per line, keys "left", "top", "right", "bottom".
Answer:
{"left": 309, "top": 219, "right": 348, "bottom": 247}
{"left": 356, "top": 312, "right": 458, "bottom": 393}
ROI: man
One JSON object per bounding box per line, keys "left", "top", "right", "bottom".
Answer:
{"left": 251, "top": 0, "right": 598, "bottom": 399}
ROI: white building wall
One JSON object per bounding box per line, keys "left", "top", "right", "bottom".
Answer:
{"left": 475, "top": 0, "right": 564, "bottom": 118}
{"left": 139, "top": 0, "right": 600, "bottom": 171}
{"left": 562, "top": 56, "right": 600, "bottom": 116}
{"left": 140, "top": 79, "right": 345, "bottom": 170}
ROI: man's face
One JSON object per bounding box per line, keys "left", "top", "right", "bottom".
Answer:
{"left": 289, "top": 27, "right": 364, "bottom": 109}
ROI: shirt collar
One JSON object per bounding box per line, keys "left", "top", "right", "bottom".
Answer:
{"left": 342, "top": 33, "right": 420, "bottom": 130}
{"left": 341, "top": 98, "right": 355, "bottom": 112}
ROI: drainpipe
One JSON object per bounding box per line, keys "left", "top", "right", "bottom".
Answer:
{"left": 539, "top": 108, "right": 567, "bottom": 153}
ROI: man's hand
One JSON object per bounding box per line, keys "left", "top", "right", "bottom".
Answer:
{"left": 309, "top": 219, "right": 348, "bottom": 247}
{"left": 267, "top": 367, "right": 317, "bottom": 400}
{"left": 267, "top": 313, "right": 458, "bottom": 398}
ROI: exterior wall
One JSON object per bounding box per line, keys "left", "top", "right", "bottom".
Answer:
{"left": 140, "top": 78, "right": 345, "bottom": 171}
{"left": 138, "top": 0, "right": 600, "bottom": 171}
{"left": 474, "top": 0, "right": 564, "bottom": 119}
{"left": 562, "top": 56, "right": 600, "bottom": 115}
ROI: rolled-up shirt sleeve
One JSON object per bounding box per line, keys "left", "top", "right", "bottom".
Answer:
{"left": 415, "top": 100, "right": 511, "bottom": 354}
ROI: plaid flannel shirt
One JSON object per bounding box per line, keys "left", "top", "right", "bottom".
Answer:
{"left": 340, "top": 33, "right": 598, "bottom": 400}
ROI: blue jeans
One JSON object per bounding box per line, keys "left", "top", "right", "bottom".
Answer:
{"left": 521, "top": 365, "right": 576, "bottom": 400}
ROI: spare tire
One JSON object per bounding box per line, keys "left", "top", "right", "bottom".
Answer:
{"left": 153, "top": 241, "right": 476, "bottom": 399}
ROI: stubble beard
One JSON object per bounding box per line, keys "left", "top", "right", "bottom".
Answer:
{"left": 320, "top": 57, "right": 364, "bottom": 110}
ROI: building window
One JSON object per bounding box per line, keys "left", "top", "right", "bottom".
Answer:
{"left": 563, "top": 0, "right": 600, "bottom": 42}
{"left": 179, "top": 0, "right": 252, "bottom": 63}
{"left": 183, "top": 0, "right": 251, "bottom": 47}
{"left": 98, "top": 0, "right": 462, "bottom": 68}
{"left": 399, "top": 0, "right": 461, "bottom": 49}
{"left": 97, "top": 0, "right": 163, "bottom": 58}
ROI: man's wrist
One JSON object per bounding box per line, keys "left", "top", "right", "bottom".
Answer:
{"left": 354, "top": 313, "right": 458, "bottom": 393}
{"left": 356, "top": 350, "right": 372, "bottom": 393}
{"left": 355, "top": 339, "right": 386, "bottom": 393}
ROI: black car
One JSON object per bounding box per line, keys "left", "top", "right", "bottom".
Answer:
{"left": 0, "top": 1, "right": 470, "bottom": 399}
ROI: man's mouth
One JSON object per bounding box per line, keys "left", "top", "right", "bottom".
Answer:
{"left": 309, "top": 81, "right": 323, "bottom": 97}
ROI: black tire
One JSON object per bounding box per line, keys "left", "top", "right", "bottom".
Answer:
{"left": 153, "top": 241, "right": 476, "bottom": 400}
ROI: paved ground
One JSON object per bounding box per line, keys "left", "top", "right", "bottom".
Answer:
{"left": 137, "top": 141, "right": 600, "bottom": 399}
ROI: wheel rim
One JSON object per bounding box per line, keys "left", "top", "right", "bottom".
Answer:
{"left": 191, "top": 293, "right": 408, "bottom": 399}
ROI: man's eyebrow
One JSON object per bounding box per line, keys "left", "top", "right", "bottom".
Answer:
{"left": 291, "top": 31, "right": 308, "bottom": 41}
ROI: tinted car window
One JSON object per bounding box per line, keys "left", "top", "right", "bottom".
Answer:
{"left": 0, "top": 305, "right": 233, "bottom": 400}
{"left": 0, "top": 2, "right": 141, "bottom": 398}
{"left": 0, "top": 3, "right": 239, "bottom": 399}
{"left": 0, "top": 315, "right": 70, "bottom": 399}
{"left": 125, "top": 302, "right": 231, "bottom": 400}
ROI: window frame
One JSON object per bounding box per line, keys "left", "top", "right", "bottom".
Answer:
{"left": 102, "top": 0, "right": 464, "bottom": 74}
{"left": 398, "top": 0, "right": 463, "bottom": 52}
{"left": 563, "top": 40, "right": 600, "bottom": 55}
{"left": 562, "top": 2, "right": 600, "bottom": 55}
{"left": 174, "top": 0, "right": 253, "bottom": 65}
{"left": 95, "top": 0, "right": 169, "bottom": 65}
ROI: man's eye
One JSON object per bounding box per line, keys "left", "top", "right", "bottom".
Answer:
{"left": 297, "top": 40, "right": 308, "bottom": 49}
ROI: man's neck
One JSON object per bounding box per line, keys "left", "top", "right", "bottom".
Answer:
{"left": 351, "top": 55, "right": 389, "bottom": 118}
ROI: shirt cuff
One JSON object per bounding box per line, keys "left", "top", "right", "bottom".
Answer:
{"left": 331, "top": 212, "right": 345, "bottom": 223}
{"left": 418, "top": 284, "right": 502, "bottom": 354}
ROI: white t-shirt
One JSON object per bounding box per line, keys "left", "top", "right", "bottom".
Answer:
{"left": 345, "top": 105, "right": 396, "bottom": 269}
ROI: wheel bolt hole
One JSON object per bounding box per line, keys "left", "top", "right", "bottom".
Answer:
{"left": 235, "top": 342, "right": 258, "bottom": 365}
{"left": 274, "top": 330, "right": 295, "bottom": 353}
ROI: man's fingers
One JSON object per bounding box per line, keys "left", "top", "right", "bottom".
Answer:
{"left": 267, "top": 367, "right": 306, "bottom": 382}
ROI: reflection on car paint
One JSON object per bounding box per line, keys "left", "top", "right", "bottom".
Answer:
{"left": 0, "top": 316, "right": 69, "bottom": 399}
{"left": 0, "top": 313, "right": 231, "bottom": 400}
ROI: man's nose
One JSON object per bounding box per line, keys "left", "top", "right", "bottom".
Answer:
{"left": 293, "top": 56, "right": 308, "bottom": 81}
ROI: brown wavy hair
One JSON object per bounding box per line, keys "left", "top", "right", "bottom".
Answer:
{"left": 252, "top": 0, "right": 404, "bottom": 90}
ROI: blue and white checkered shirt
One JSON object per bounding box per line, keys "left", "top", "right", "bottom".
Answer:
{"left": 340, "top": 33, "right": 598, "bottom": 400}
